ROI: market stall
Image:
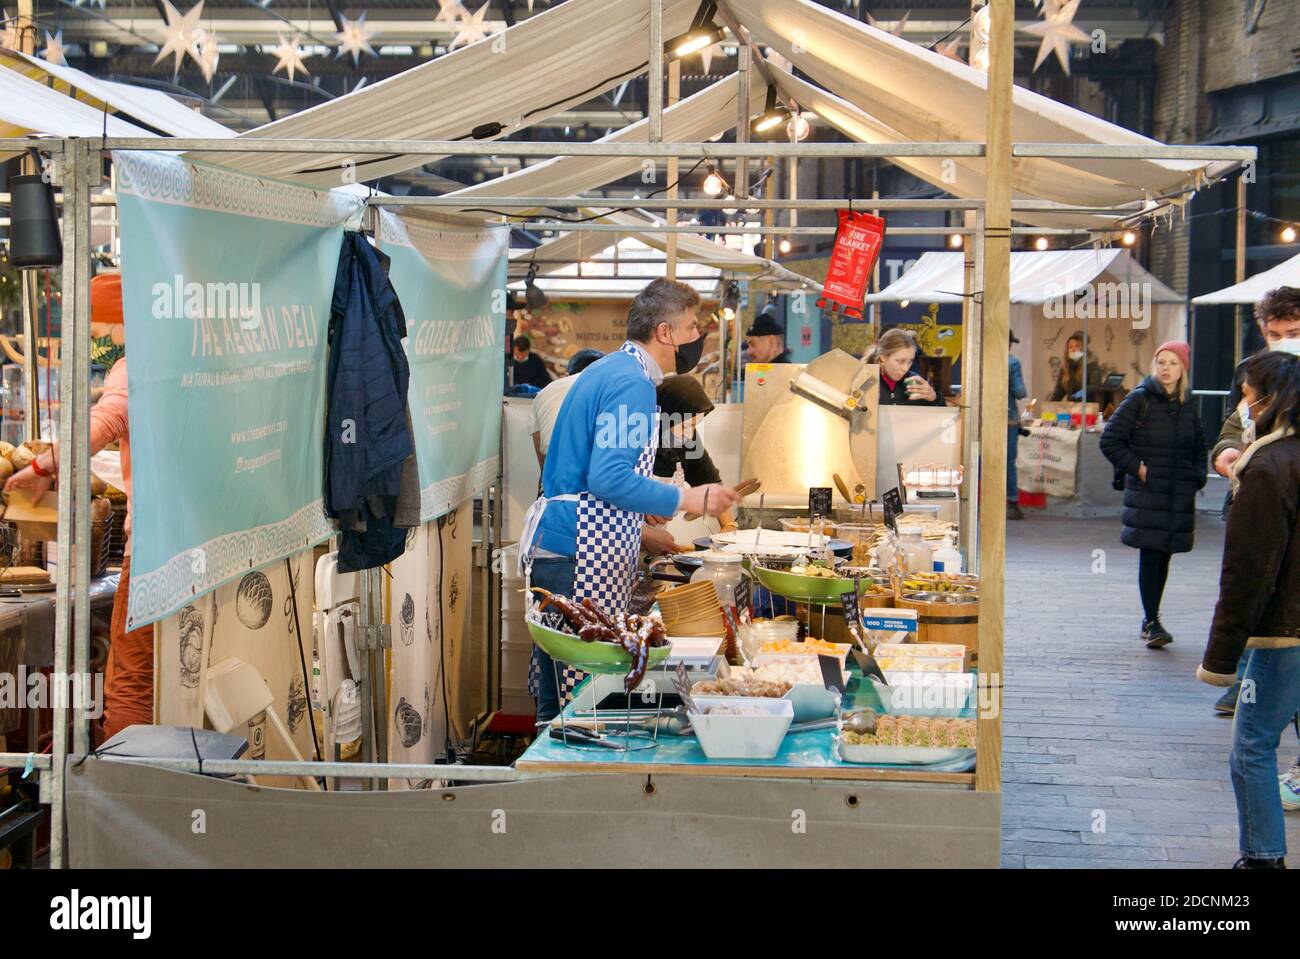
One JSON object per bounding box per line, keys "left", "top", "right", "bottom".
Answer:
{"left": 0, "top": 0, "right": 1255, "bottom": 870}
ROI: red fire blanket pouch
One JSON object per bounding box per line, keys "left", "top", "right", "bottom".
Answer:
{"left": 816, "top": 210, "right": 886, "bottom": 319}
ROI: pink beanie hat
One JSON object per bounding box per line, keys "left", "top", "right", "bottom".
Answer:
{"left": 1155, "top": 340, "right": 1190, "bottom": 371}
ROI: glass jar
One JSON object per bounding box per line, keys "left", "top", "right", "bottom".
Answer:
{"left": 896, "top": 525, "right": 933, "bottom": 574}
{"left": 690, "top": 550, "right": 746, "bottom": 660}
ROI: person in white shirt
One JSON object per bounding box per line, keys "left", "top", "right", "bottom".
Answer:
{"left": 530, "top": 349, "right": 604, "bottom": 470}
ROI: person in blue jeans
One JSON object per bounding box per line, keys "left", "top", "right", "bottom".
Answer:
{"left": 1198, "top": 351, "right": 1300, "bottom": 868}
{"left": 1007, "top": 332, "right": 1028, "bottom": 520}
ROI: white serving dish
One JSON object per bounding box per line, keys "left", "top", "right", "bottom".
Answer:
{"left": 666, "top": 635, "right": 725, "bottom": 664}
{"left": 871, "top": 671, "right": 975, "bottom": 717}
{"left": 688, "top": 696, "right": 793, "bottom": 760}
{"left": 836, "top": 738, "right": 975, "bottom": 766}
{"left": 709, "top": 529, "right": 832, "bottom": 550}
{"left": 783, "top": 684, "right": 841, "bottom": 723}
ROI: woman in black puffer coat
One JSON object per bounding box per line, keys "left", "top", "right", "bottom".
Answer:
{"left": 1100, "top": 341, "right": 1207, "bottom": 648}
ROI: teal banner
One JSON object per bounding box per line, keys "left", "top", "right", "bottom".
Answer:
{"left": 116, "top": 152, "right": 359, "bottom": 628}
{"left": 379, "top": 211, "right": 507, "bottom": 522}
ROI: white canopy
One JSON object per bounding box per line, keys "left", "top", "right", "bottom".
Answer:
{"left": 1191, "top": 252, "right": 1300, "bottom": 305}
{"left": 1, "top": 49, "right": 233, "bottom": 138}
{"left": 509, "top": 237, "right": 723, "bottom": 299}
{"left": 0, "top": 66, "right": 154, "bottom": 156}
{"left": 210, "top": 0, "right": 700, "bottom": 186}
{"left": 867, "top": 249, "right": 1184, "bottom": 304}
{"left": 728, "top": 0, "right": 1225, "bottom": 209}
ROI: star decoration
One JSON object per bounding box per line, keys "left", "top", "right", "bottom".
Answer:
{"left": 435, "top": 0, "right": 465, "bottom": 25}
{"left": 153, "top": 0, "right": 205, "bottom": 77}
{"left": 933, "top": 36, "right": 963, "bottom": 63}
{"left": 41, "top": 29, "right": 67, "bottom": 66}
{"left": 866, "top": 10, "right": 909, "bottom": 38}
{"left": 1021, "top": 0, "right": 1091, "bottom": 75}
{"left": 72, "top": 0, "right": 107, "bottom": 7}
{"left": 448, "top": 3, "right": 492, "bottom": 50}
{"left": 335, "top": 11, "right": 375, "bottom": 65}
{"left": 271, "top": 32, "right": 310, "bottom": 82}
{"left": 194, "top": 27, "right": 219, "bottom": 82}
{"left": 698, "top": 40, "right": 726, "bottom": 74}
{"left": 968, "top": 2, "right": 991, "bottom": 71}
{"left": 1, "top": 10, "right": 21, "bottom": 51}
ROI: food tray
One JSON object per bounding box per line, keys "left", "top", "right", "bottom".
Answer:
{"left": 869, "top": 671, "right": 975, "bottom": 717}
{"left": 688, "top": 696, "right": 793, "bottom": 760}
{"left": 836, "top": 738, "right": 975, "bottom": 766}
{"left": 526, "top": 618, "right": 672, "bottom": 675}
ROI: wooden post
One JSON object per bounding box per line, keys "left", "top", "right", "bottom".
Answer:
{"left": 976, "top": 0, "right": 1012, "bottom": 795}
{"left": 1233, "top": 174, "right": 1247, "bottom": 367}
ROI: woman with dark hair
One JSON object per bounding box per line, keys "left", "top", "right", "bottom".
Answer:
{"left": 654, "top": 375, "right": 736, "bottom": 531}
{"left": 1099, "top": 341, "right": 1207, "bottom": 648}
{"left": 1197, "top": 350, "right": 1300, "bottom": 869}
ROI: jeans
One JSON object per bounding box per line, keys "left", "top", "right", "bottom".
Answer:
{"left": 1230, "top": 647, "right": 1300, "bottom": 860}
{"left": 528, "top": 556, "right": 576, "bottom": 724}
{"left": 1006, "top": 425, "right": 1019, "bottom": 501}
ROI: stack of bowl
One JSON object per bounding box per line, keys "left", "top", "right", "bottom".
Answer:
{"left": 656, "top": 581, "right": 725, "bottom": 637}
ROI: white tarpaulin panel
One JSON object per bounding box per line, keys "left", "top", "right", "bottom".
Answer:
{"left": 0, "top": 66, "right": 153, "bottom": 146}
{"left": 1192, "top": 252, "right": 1300, "bottom": 305}
{"left": 769, "top": 67, "right": 1119, "bottom": 229}
{"left": 0, "top": 50, "right": 233, "bottom": 138}
{"left": 509, "top": 237, "right": 722, "bottom": 299}
{"left": 728, "top": 0, "right": 1221, "bottom": 207}
{"left": 208, "top": 0, "right": 700, "bottom": 186}
{"left": 866, "top": 250, "right": 1184, "bottom": 304}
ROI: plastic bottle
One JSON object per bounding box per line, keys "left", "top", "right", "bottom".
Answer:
{"left": 897, "top": 525, "right": 933, "bottom": 573}
{"left": 932, "top": 532, "right": 964, "bottom": 573}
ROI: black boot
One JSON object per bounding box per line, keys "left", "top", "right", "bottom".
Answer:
{"left": 1142, "top": 618, "right": 1173, "bottom": 649}
{"left": 1006, "top": 501, "right": 1025, "bottom": 520}
{"left": 1233, "top": 856, "right": 1286, "bottom": 869}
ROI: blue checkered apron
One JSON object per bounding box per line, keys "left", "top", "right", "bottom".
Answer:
{"left": 524, "top": 343, "right": 661, "bottom": 705}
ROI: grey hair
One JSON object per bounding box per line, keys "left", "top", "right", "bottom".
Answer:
{"left": 626, "top": 278, "right": 702, "bottom": 342}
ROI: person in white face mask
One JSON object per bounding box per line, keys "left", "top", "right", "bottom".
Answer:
{"left": 1048, "top": 331, "right": 1102, "bottom": 402}
{"left": 1207, "top": 285, "right": 1300, "bottom": 717}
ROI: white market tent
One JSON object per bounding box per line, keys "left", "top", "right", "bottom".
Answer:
{"left": 0, "top": 66, "right": 154, "bottom": 152}
{"left": 868, "top": 249, "right": 1186, "bottom": 400}
{"left": 509, "top": 236, "right": 724, "bottom": 299}
{"left": 1191, "top": 251, "right": 1300, "bottom": 305}
{"left": 0, "top": 49, "right": 234, "bottom": 139}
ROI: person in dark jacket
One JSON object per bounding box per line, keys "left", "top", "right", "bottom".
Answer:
{"left": 1197, "top": 350, "right": 1300, "bottom": 869}
{"left": 511, "top": 335, "right": 553, "bottom": 390}
{"left": 1099, "top": 341, "right": 1207, "bottom": 648}
{"left": 1048, "top": 331, "right": 1103, "bottom": 402}
{"left": 867, "top": 327, "right": 946, "bottom": 406}
{"left": 654, "top": 375, "right": 736, "bottom": 532}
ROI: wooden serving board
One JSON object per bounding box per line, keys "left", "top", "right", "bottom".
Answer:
{"left": 0, "top": 565, "right": 52, "bottom": 586}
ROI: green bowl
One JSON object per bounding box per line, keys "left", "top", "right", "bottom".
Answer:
{"left": 752, "top": 565, "right": 857, "bottom": 606}
{"left": 526, "top": 619, "right": 672, "bottom": 675}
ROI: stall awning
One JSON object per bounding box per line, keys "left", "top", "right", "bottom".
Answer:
{"left": 0, "top": 50, "right": 233, "bottom": 138}
{"left": 727, "top": 0, "right": 1228, "bottom": 208}
{"left": 866, "top": 250, "right": 1185, "bottom": 304}
{"left": 0, "top": 66, "right": 154, "bottom": 156}
{"left": 202, "top": 0, "right": 700, "bottom": 186}
{"left": 1191, "top": 252, "right": 1300, "bottom": 305}
{"left": 509, "top": 237, "right": 723, "bottom": 299}
{"left": 769, "top": 67, "right": 1120, "bottom": 230}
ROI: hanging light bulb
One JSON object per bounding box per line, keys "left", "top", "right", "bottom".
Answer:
{"left": 1282, "top": 225, "right": 1298, "bottom": 243}
{"left": 524, "top": 261, "right": 549, "bottom": 311}
{"left": 1121, "top": 230, "right": 1137, "bottom": 247}
{"left": 899, "top": 299, "right": 910, "bottom": 309}
{"left": 786, "top": 109, "right": 811, "bottom": 142}
{"left": 722, "top": 193, "right": 738, "bottom": 216}
{"left": 718, "top": 280, "right": 739, "bottom": 321}
{"left": 1034, "top": 236, "right": 1049, "bottom": 251}
{"left": 948, "top": 234, "right": 963, "bottom": 249}
{"left": 778, "top": 238, "right": 793, "bottom": 255}
{"left": 702, "top": 163, "right": 726, "bottom": 197}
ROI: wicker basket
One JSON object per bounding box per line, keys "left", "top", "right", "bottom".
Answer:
{"left": 1, "top": 508, "right": 114, "bottom": 578}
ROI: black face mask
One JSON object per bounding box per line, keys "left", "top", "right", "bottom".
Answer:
{"left": 674, "top": 335, "right": 706, "bottom": 374}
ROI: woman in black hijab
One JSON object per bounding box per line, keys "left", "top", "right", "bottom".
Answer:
{"left": 655, "top": 375, "right": 736, "bottom": 530}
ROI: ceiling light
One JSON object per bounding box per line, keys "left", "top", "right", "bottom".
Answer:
{"left": 702, "top": 163, "right": 726, "bottom": 197}
{"left": 778, "top": 238, "right": 793, "bottom": 255}
{"left": 665, "top": 0, "right": 725, "bottom": 61}
{"left": 525, "top": 262, "right": 549, "bottom": 311}
{"left": 786, "top": 110, "right": 810, "bottom": 142}
{"left": 750, "top": 86, "right": 789, "bottom": 138}
{"left": 718, "top": 280, "right": 739, "bottom": 321}
{"left": 899, "top": 299, "right": 910, "bottom": 309}
{"left": 1121, "top": 230, "right": 1137, "bottom": 247}
{"left": 948, "top": 233, "right": 963, "bottom": 249}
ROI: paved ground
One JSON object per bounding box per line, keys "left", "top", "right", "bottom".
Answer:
{"left": 1001, "top": 508, "right": 1300, "bottom": 868}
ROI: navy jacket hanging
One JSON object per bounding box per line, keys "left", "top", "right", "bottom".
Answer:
{"left": 325, "top": 231, "right": 419, "bottom": 571}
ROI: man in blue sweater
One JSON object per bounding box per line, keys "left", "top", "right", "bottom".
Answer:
{"left": 520, "top": 279, "right": 739, "bottom": 721}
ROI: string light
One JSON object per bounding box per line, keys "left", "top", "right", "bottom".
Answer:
{"left": 1282, "top": 225, "right": 1298, "bottom": 243}
{"left": 702, "top": 164, "right": 726, "bottom": 197}
{"left": 1121, "top": 230, "right": 1137, "bottom": 247}
{"left": 948, "top": 234, "right": 963, "bottom": 249}
{"left": 778, "top": 238, "right": 793, "bottom": 255}
{"left": 1034, "top": 236, "right": 1049, "bottom": 251}
{"left": 786, "top": 110, "right": 810, "bottom": 142}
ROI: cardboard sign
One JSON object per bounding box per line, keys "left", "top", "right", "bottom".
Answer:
{"left": 816, "top": 210, "right": 886, "bottom": 319}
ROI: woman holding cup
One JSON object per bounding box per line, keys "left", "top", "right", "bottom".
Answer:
{"left": 865, "top": 327, "right": 946, "bottom": 406}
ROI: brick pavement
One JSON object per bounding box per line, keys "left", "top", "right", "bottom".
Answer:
{"left": 1001, "top": 512, "right": 1300, "bottom": 868}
